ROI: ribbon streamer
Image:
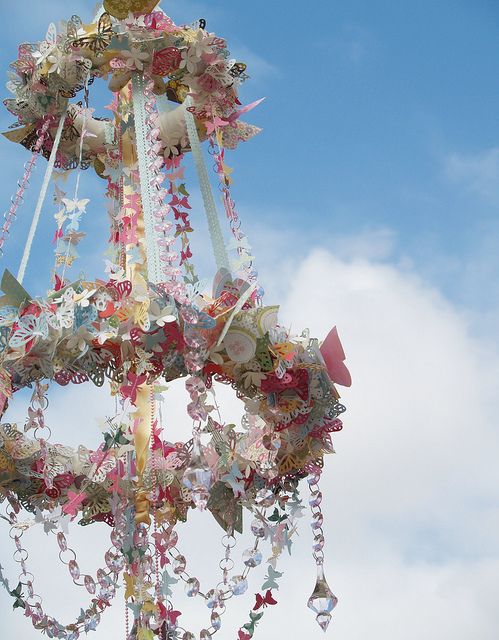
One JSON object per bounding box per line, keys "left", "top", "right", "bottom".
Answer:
{"left": 184, "top": 97, "right": 230, "bottom": 273}
{"left": 133, "top": 385, "right": 153, "bottom": 525}
{"left": 17, "top": 108, "right": 68, "bottom": 285}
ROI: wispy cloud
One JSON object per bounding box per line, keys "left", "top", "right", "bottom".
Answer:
{"left": 318, "top": 23, "right": 378, "bottom": 67}
{"left": 444, "top": 147, "right": 499, "bottom": 202}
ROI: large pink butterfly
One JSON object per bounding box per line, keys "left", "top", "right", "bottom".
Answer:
{"left": 320, "top": 326, "right": 351, "bottom": 387}
{"left": 120, "top": 372, "right": 147, "bottom": 404}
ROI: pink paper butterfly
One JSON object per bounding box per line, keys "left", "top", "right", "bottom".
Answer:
{"left": 320, "top": 326, "right": 351, "bottom": 387}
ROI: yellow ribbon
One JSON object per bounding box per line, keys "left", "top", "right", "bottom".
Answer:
{"left": 119, "top": 85, "right": 154, "bottom": 526}
{"left": 133, "top": 384, "right": 153, "bottom": 525}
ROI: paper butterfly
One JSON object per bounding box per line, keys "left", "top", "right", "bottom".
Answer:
{"left": 243, "top": 610, "right": 264, "bottom": 635}
{"left": 320, "top": 326, "right": 351, "bottom": 387}
{"left": 160, "top": 569, "right": 178, "bottom": 598}
{"left": 9, "top": 314, "right": 48, "bottom": 349}
{"left": 62, "top": 491, "right": 87, "bottom": 518}
{"left": 152, "top": 47, "right": 181, "bottom": 76}
{"left": 62, "top": 197, "right": 90, "bottom": 213}
{"left": 221, "top": 461, "right": 245, "bottom": 496}
{"left": 103, "top": 427, "right": 130, "bottom": 452}
{"left": 13, "top": 45, "right": 35, "bottom": 75}
{"left": 72, "top": 13, "right": 113, "bottom": 54}
{"left": 0, "top": 305, "right": 18, "bottom": 326}
{"left": 64, "top": 14, "right": 83, "bottom": 47}
{"left": 9, "top": 582, "right": 25, "bottom": 609}
{"left": 121, "top": 372, "right": 147, "bottom": 404}
{"left": 253, "top": 589, "right": 277, "bottom": 610}
{"left": 33, "top": 23, "right": 57, "bottom": 65}
{"left": 261, "top": 565, "right": 283, "bottom": 590}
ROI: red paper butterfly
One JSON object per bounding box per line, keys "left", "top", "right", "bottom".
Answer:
{"left": 253, "top": 589, "right": 277, "bottom": 610}
{"left": 152, "top": 47, "right": 182, "bottom": 76}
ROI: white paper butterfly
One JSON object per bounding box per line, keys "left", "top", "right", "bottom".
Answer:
{"left": 9, "top": 314, "right": 48, "bottom": 349}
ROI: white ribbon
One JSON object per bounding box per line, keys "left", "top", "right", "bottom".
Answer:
{"left": 17, "top": 107, "right": 68, "bottom": 285}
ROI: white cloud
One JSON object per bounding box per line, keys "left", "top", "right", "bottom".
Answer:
{"left": 1, "top": 245, "right": 499, "bottom": 639}
{"left": 444, "top": 147, "right": 499, "bottom": 201}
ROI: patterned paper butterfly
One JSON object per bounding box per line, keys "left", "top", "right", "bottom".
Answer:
{"left": 72, "top": 13, "right": 113, "bottom": 54}
{"left": 11, "top": 45, "right": 36, "bottom": 76}
{"left": 33, "top": 23, "right": 58, "bottom": 66}
{"left": 63, "top": 14, "right": 83, "bottom": 51}
{"left": 9, "top": 314, "right": 48, "bottom": 350}
{"left": 152, "top": 47, "right": 182, "bottom": 77}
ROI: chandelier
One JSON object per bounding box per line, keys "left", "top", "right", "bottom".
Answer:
{"left": 0, "top": 2, "right": 351, "bottom": 639}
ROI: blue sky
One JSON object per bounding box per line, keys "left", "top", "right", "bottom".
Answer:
{"left": 1, "top": 0, "right": 499, "bottom": 318}
{"left": 1, "top": 2, "right": 499, "bottom": 639}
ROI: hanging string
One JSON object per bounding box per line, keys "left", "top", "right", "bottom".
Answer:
{"left": 17, "top": 108, "right": 68, "bottom": 285}
{"left": 60, "top": 75, "right": 91, "bottom": 282}
{"left": 184, "top": 97, "right": 230, "bottom": 273}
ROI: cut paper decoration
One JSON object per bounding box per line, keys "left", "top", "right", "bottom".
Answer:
{"left": 0, "top": 4, "right": 349, "bottom": 639}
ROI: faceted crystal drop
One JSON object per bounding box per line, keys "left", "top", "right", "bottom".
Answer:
{"left": 230, "top": 575, "right": 248, "bottom": 596}
{"left": 166, "top": 528, "right": 179, "bottom": 550}
{"left": 199, "top": 630, "right": 211, "bottom": 640}
{"left": 97, "top": 568, "right": 109, "bottom": 587}
{"left": 309, "top": 491, "right": 323, "bottom": 508}
{"left": 68, "top": 559, "right": 80, "bottom": 580}
{"left": 105, "top": 550, "right": 125, "bottom": 573}
{"left": 243, "top": 548, "right": 262, "bottom": 568}
{"left": 182, "top": 633, "right": 195, "bottom": 640}
{"left": 84, "top": 575, "right": 96, "bottom": 594}
{"left": 57, "top": 532, "right": 67, "bottom": 552}
{"left": 110, "top": 529, "right": 121, "bottom": 547}
{"left": 99, "top": 581, "right": 116, "bottom": 602}
{"left": 172, "top": 554, "right": 187, "bottom": 574}
{"left": 205, "top": 588, "right": 223, "bottom": 609}
{"left": 185, "top": 577, "right": 200, "bottom": 597}
{"left": 182, "top": 441, "right": 213, "bottom": 510}
{"left": 250, "top": 519, "right": 265, "bottom": 538}
{"left": 210, "top": 611, "right": 221, "bottom": 631}
{"left": 307, "top": 565, "right": 338, "bottom": 632}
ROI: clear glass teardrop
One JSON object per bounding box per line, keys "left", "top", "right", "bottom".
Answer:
{"left": 307, "top": 565, "right": 338, "bottom": 632}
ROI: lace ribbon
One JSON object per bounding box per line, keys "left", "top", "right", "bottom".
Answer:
{"left": 131, "top": 73, "right": 162, "bottom": 283}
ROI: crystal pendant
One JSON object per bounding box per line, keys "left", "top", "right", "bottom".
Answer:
{"left": 182, "top": 439, "right": 213, "bottom": 510}
{"left": 84, "top": 575, "right": 96, "bottom": 595}
{"left": 307, "top": 565, "right": 338, "bottom": 632}
{"left": 230, "top": 574, "right": 248, "bottom": 595}
{"left": 205, "top": 588, "right": 224, "bottom": 609}
{"left": 185, "top": 577, "right": 200, "bottom": 597}
{"left": 243, "top": 547, "right": 262, "bottom": 568}
{"left": 172, "top": 553, "right": 187, "bottom": 574}
{"left": 210, "top": 610, "right": 222, "bottom": 631}
{"left": 250, "top": 519, "right": 265, "bottom": 538}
